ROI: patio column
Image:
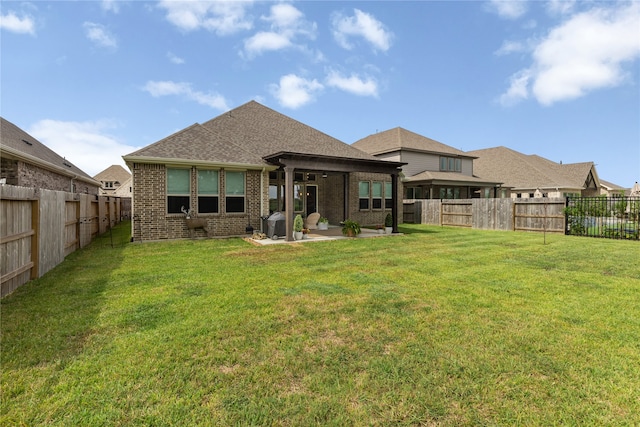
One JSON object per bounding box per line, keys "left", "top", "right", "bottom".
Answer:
{"left": 284, "top": 165, "right": 295, "bottom": 241}
{"left": 343, "top": 173, "right": 350, "bottom": 220}
{"left": 392, "top": 173, "right": 399, "bottom": 233}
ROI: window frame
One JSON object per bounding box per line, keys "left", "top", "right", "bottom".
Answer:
{"left": 197, "top": 169, "right": 219, "bottom": 214}
{"left": 359, "top": 181, "right": 370, "bottom": 210}
{"left": 372, "top": 181, "right": 383, "bottom": 210}
{"left": 225, "top": 170, "right": 246, "bottom": 214}
{"left": 384, "top": 181, "right": 393, "bottom": 209}
{"left": 439, "top": 156, "right": 462, "bottom": 173}
{"left": 167, "top": 168, "right": 191, "bottom": 214}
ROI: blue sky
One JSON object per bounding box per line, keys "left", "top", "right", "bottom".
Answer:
{"left": 2, "top": 0, "right": 639, "bottom": 188}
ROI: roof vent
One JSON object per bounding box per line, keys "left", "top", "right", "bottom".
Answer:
{"left": 63, "top": 158, "right": 72, "bottom": 168}
{"left": 21, "top": 139, "right": 33, "bottom": 146}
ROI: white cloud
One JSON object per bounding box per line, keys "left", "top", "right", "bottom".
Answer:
{"left": 546, "top": 0, "right": 576, "bottom": 16}
{"left": 244, "top": 32, "right": 292, "bottom": 55}
{"left": 487, "top": 0, "right": 528, "bottom": 20}
{"left": 167, "top": 51, "right": 185, "bottom": 64}
{"left": 498, "top": 2, "right": 640, "bottom": 106}
{"left": 142, "top": 80, "right": 229, "bottom": 110}
{"left": 494, "top": 40, "right": 526, "bottom": 56}
{"left": 498, "top": 69, "right": 532, "bottom": 106}
{"left": 28, "top": 119, "right": 138, "bottom": 177}
{"left": 101, "top": 0, "right": 120, "bottom": 14}
{"left": 265, "top": 3, "right": 304, "bottom": 29}
{"left": 325, "top": 70, "right": 378, "bottom": 97}
{"left": 158, "top": 0, "right": 253, "bottom": 35}
{"left": 83, "top": 22, "right": 117, "bottom": 49}
{"left": 331, "top": 9, "right": 393, "bottom": 52}
{"left": 242, "top": 3, "right": 316, "bottom": 58}
{"left": 269, "top": 74, "right": 323, "bottom": 109}
{"left": 0, "top": 11, "right": 36, "bottom": 35}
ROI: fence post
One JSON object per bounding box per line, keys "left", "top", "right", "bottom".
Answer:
{"left": 564, "top": 197, "right": 569, "bottom": 235}
{"left": 30, "top": 199, "right": 40, "bottom": 279}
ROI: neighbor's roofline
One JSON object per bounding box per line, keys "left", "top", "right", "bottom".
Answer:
{"left": 367, "top": 147, "right": 478, "bottom": 159}
{"left": 1, "top": 145, "right": 100, "bottom": 186}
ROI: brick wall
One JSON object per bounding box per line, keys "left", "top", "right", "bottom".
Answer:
{"left": 132, "top": 163, "right": 266, "bottom": 241}
{"left": 1, "top": 158, "right": 18, "bottom": 185}
{"left": 348, "top": 172, "right": 401, "bottom": 227}
{"left": 308, "top": 172, "right": 401, "bottom": 227}
{"left": 0, "top": 158, "right": 98, "bottom": 195}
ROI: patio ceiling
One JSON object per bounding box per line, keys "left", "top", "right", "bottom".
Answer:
{"left": 263, "top": 151, "right": 406, "bottom": 174}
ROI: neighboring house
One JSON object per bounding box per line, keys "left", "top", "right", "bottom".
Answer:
{"left": 467, "top": 146, "right": 600, "bottom": 198}
{"left": 113, "top": 176, "right": 132, "bottom": 197}
{"left": 94, "top": 165, "right": 132, "bottom": 196}
{"left": 352, "top": 127, "right": 502, "bottom": 199}
{"left": 599, "top": 179, "right": 628, "bottom": 197}
{"left": 0, "top": 117, "right": 99, "bottom": 194}
{"left": 123, "top": 101, "right": 405, "bottom": 242}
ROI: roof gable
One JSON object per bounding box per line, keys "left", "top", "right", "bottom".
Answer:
{"left": 1, "top": 117, "right": 96, "bottom": 182}
{"left": 94, "top": 164, "right": 131, "bottom": 183}
{"left": 468, "top": 146, "right": 597, "bottom": 190}
{"left": 125, "top": 101, "right": 378, "bottom": 166}
{"left": 353, "top": 127, "right": 470, "bottom": 157}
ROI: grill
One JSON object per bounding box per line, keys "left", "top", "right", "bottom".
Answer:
{"left": 263, "top": 212, "right": 286, "bottom": 240}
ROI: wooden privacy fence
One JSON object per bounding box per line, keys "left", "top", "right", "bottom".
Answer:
{"left": 1, "top": 185, "right": 128, "bottom": 297}
{"left": 405, "top": 198, "right": 566, "bottom": 233}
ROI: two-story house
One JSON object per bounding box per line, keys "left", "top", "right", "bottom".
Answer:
{"left": 353, "top": 127, "right": 502, "bottom": 199}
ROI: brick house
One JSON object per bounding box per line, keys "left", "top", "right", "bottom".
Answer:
{"left": 94, "top": 164, "right": 132, "bottom": 196}
{"left": 467, "top": 146, "right": 601, "bottom": 198}
{"left": 353, "top": 127, "right": 502, "bottom": 199}
{"left": 0, "top": 117, "right": 99, "bottom": 194}
{"left": 123, "top": 101, "right": 405, "bottom": 242}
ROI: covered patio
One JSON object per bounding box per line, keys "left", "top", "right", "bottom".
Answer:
{"left": 263, "top": 152, "right": 406, "bottom": 242}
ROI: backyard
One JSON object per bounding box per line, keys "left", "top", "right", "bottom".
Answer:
{"left": 1, "top": 222, "right": 639, "bottom": 426}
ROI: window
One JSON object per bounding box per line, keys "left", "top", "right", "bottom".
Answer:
{"left": 294, "top": 185, "right": 304, "bottom": 212}
{"left": 359, "top": 181, "right": 370, "bottom": 210}
{"left": 385, "top": 181, "right": 393, "bottom": 208}
{"left": 406, "top": 187, "right": 424, "bottom": 199}
{"left": 225, "top": 171, "right": 245, "bottom": 213}
{"left": 269, "top": 184, "right": 281, "bottom": 212}
{"left": 439, "top": 187, "right": 460, "bottom": 199}
{"left": 198, "top": 169, "right": 219, "bottom": 214}
{"left": 372, "top": 181, "right": 383, "bottom": 209}
{"left": 167, "top": 168, "right": 190, "bottom": 214}
{"left": 440, "top": 157, "right": 462, "bottom": 172}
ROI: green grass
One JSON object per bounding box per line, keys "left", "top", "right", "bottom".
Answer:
{"left": 2, "top": 222, "right": 639, "bottom": 426}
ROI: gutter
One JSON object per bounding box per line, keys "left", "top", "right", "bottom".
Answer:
{"left": 1, "top": 145, "right": 100, "bottom": 187}
{"left": 122, "top": 155, "right": 278, "bottom": 172}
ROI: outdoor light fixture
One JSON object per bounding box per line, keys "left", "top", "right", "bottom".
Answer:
{"left": 322, "top": 172, "right": 328, "bottom": 178}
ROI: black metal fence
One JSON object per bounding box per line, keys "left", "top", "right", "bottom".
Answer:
{"left": 565, "top": 196, "right": 640, "bottom": 240}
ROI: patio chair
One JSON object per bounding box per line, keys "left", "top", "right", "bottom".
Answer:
{"left": 305, "top": 212, "right": 321, "bottom": 230}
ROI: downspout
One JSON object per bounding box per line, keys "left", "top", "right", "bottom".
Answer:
{"left": 70, "top": 175, "right": 78, "bottom": 193}
{"left": 260, "top": 167, "right": 266, "bottom": 232}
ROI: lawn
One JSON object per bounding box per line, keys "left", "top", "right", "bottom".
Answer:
{"left": 2, "top": 222, "right": 639, "bottom": 426}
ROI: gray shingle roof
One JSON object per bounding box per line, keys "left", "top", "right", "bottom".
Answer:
{"left": 125, "top": 101, "right": 379, "bottom": 166}
{"left": 468, "top": 146, "right": 596, "bottom": 190}
{"left": 405, "top": 170, "right": 499, "bottom": 185}
{"left": 1, "top": 117, "right": 97, "bottom": 183}
{"left": 353, "top": 127, "right": 472, "bottom": 157}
